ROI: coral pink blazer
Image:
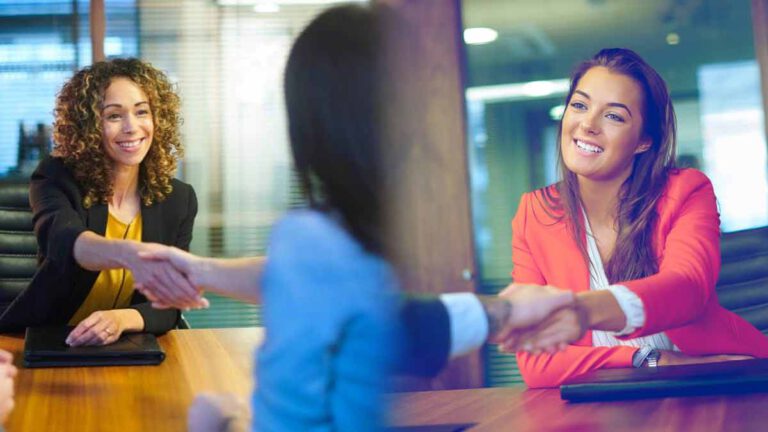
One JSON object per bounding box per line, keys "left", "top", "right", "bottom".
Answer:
{"left": 512, "top": 169, "right": 768, "bottom": 388}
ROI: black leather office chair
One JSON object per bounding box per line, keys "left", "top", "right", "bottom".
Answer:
{"left": 0, "top": 182, "right": 38, "bottom": 316}
{"left": 716, "top": 226, "right": 768, "bottom": 334}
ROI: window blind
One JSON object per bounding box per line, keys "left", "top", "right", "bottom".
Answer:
{"left": 133, "top": 0, "right": 360, "bottom": 327}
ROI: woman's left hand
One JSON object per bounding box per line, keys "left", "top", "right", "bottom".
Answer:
{"left": 66, "top": 309, "right": 135, "bottom": 346}
{"left": 0, "top": 361, "right": 15, "bottom": 424}
{"left": 188, "top": 392, "right": 251, "bottom": 432}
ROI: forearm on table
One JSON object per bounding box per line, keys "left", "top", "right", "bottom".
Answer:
{"left": 130, "top": 303, "right": 180, "bottom": 334}
{"left": 73, "top": 231, "right": 141, "bottom": 271}
{"left": 113, "top": 308, "right": 145, "bottom": 332}
{"left": 197, "top": 256, "right": 265, "bottom": 304}
{"left": 517, "top": 344, "right": 636, "bottom": 388}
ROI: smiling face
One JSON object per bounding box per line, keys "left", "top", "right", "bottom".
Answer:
{"left": 100, "top": 77, "right": 154, "bottom": 171}
{"left": 560, "top": 66, "right": 651, "bottom": 184}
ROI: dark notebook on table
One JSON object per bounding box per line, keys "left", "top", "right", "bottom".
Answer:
{"left": 561, "top": 358, "right": 768, "bottom": 402}
{"left": 23, "top": 326, "right": 165, "bottom": 368}
{"left": 387, "top": 424, "right": 475, "bottom": 432}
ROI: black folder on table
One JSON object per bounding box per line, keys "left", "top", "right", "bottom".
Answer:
{"left": 560, "top": 358, "right": 768, "bottom": 402}
{"left": 23, "top": 326, "right": 165, "bottom": 368}
{"left": 387, "top": 424, "right": 475, "bottom": 432}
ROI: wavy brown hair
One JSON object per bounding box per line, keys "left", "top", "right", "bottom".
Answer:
{"left": 539, "top": 48, "right": 677, "bottom": 283}
{"left": 52, "top": 58, "right": 183, "bottom": 208}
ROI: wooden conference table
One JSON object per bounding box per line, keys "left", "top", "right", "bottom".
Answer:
{"left": 5, "top": 326, "right": 767, "bottom": 431}
{"left": 0, "top": 327, "right": 264, "bottom": 432}
{"left": 390, "top": 386, "right": 768, "bottom": 431}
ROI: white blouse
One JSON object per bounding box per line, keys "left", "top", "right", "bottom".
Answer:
{"left": 584, "top": 213, "right": 676, "bottom": 351}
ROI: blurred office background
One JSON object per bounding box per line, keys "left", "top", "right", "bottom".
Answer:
{"left": 2, "top": 0, "right": 768, "bottom": 388}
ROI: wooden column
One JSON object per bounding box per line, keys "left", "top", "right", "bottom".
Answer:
{"left": 90, "top": 0, "right": 106, "bottom": 62}
{"left": 379, "top": 0, "right": 482, "bottom": 389}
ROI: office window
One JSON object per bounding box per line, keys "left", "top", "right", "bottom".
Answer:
{"left": 134, "top": 0, "right": 363, "bottom": 327}
{"left": 0, "top": 0, "right": 139, "bottom": 178}
{"left": 462, "top": 0, "right": 768, "bottom": 386}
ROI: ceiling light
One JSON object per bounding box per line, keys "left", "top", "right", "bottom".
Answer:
{"left": 666, "top": 32, "right": 680, "bottom": 45}
{"left": 549, "top": 104, "right": 566, "bottom": 121}
{"left": 219, "top": 0, "right": 364, "bottom": 5}
{"left": 466, "top": 79, "right": 570, "bottom": 103}
{"left": 253, "top": 2, "right": 280, "bottom": 12}
{"left": 464, "top": 27, "right": 498, "bottom": 45}
{"left": 522, "top": 81, "right": 559, "bottom": 97}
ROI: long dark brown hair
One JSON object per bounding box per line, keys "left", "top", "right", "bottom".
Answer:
{"left": 541, "top": 48, "right": 677, "bottom": 283}
{"left": 284, "top": 5, "right": 385, "bottom": 254}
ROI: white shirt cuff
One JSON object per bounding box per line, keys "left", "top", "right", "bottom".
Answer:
{"left": 600, "top": 284, "right": 645, "bottom": 336}
{"left": 439, "top": 293, "right": 488, "bottom": 358}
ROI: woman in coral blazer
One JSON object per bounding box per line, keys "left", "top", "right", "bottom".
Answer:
{"left": 511, "top": 48, "right": 768, "bottom": 388}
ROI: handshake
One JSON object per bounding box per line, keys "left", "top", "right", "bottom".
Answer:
{"left": 129, "top": 243, "right": 213, "bottom": 311}
{"left": 130, "top": 243, "right": 587, "bottom": 355}
{"left": 482, "top": 284, "right": 588, "bottom": 355}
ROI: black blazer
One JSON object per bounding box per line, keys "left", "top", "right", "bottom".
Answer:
{"left": 399, "top": 295, "right": 452, "bottom": 377}
{"left": 0, "top": 157, "right": 197, "bottom": 334}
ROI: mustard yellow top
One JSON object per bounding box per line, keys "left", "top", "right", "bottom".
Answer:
{"left": 68, "top": 212, "right": 142, "bottom": 325}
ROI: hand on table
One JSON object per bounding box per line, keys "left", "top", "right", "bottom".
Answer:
{"left": 491, "top": 284, "right": 585, "bottom": 354}
{"left": 657, "top": 351, "right": 753, "bottom": 367}
{"left": 132, "top": 244, "right": 209, "bottom": 310}
{"left": 0, "top": 350, "right": 16, "bottom": 424}
{"left": 188, "top": 392, "right": 250, "bottom": 432}
{"left": 66, "top": 309, "right": 133, "bottom": 346}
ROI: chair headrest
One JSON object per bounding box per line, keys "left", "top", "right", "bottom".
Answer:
{"left": 0, "top": 183, "right": 30, "bottom": 210}
{"left": 721, "top": 226, "right": 768, "bottom": 263}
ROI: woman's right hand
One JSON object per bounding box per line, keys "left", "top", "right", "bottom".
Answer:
{"left": 658, "top": 350, "right": 753, "bottom": 366}
{"left": 127, "top": 242, "right": 208, "bottom": 310}
{"left": 494, "top": 284, "right": 585, "bottom": 354}
{"left": 134, "top": 245, "right": 210, "bottom": 310}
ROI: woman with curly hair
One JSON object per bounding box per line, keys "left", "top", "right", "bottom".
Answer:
{"left": 0, "top": 58, "right": 203, "bottom": 346}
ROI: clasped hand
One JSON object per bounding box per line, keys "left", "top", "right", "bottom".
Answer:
{"left": 133, "top": 244, "right": 210, "bottom": 310}
{"left": 491, "top": 284, "right": 587, "bottom": 355}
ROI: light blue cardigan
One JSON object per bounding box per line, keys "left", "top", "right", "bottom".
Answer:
{"left": 253, "top": 209, "right": 401, "bottom": 431}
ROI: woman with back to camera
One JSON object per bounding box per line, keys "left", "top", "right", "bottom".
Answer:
{"left": 507, "top": 48, "right": 768, "bottom": 388}
{"left": 0, "top": 58, "right": 202, "bottom": 346}
{"left": 139, "top": 5, "right": 401, "bottom": 431}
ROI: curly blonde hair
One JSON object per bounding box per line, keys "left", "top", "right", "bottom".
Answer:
{"left": 52, "top": 58, "right": 183, "bottom": 208}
